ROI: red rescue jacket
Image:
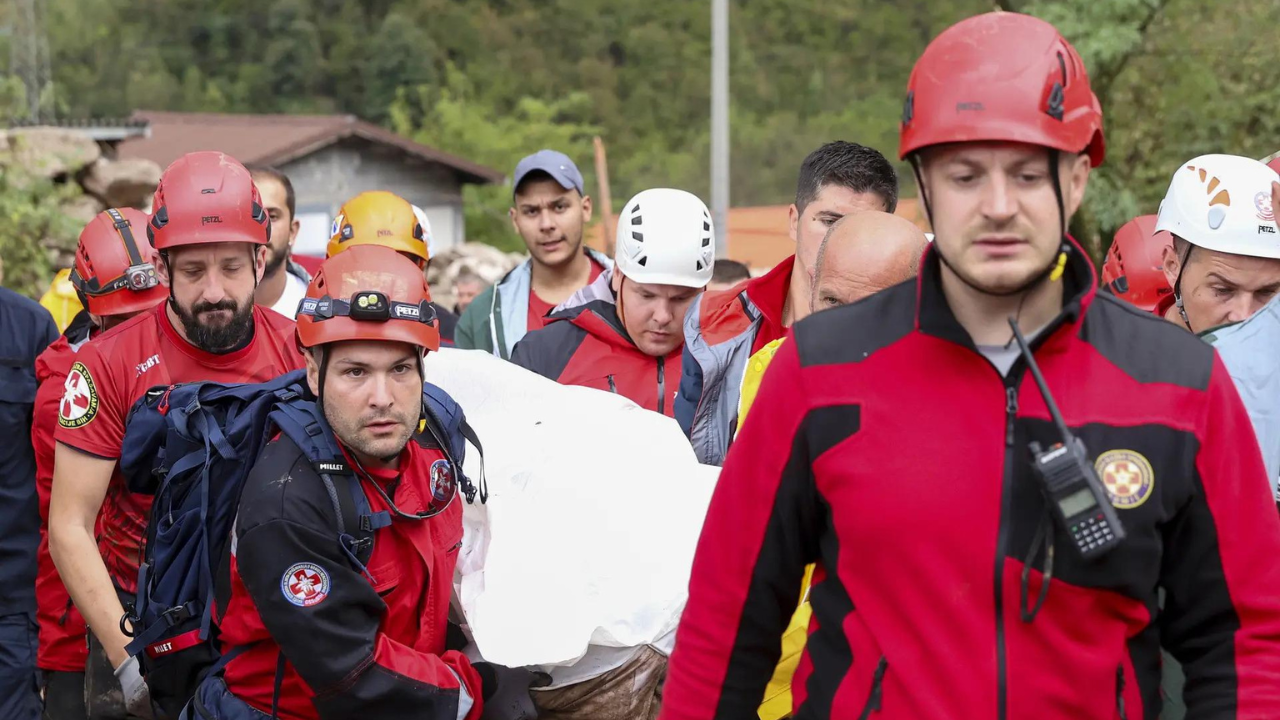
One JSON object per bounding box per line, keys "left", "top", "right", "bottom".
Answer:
{"left": 660, "top": 241, "right": 1280, "bottom": 720}
{"left": 217, "top": 428, "right": 481, "bottom": 719}
{"left": 511, "top": 286, "right": 682, "bottom": 417}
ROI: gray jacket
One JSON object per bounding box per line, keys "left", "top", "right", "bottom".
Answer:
{"left": 673, "top": 289, "right": 766, "bottom": 466}
{"left": 1205, "top": 296, "right": 1280, "bottom": 497}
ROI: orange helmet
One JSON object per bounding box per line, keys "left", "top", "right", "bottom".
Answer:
{"left": 296, "top": 245, "right": 440, "bottom": 352}
{"left": 1101, "top": 215, "right": 1173, "bottom": 312}
{"left": 326, "top": 191, "right": 430, "bottom": 266}
{"left": 71, "top": 209, "right": 167, "bottom": 316}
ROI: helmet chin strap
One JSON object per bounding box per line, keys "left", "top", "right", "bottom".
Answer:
{"left": 909, "top": 151, "right": 1069, "bottom": 305}
{"left": 1172, "top": 244, "right": 1194, "bottom": 332}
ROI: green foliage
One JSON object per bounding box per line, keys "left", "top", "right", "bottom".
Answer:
{"left": 0, "top": 0, "right": 1272, "bottom": 260}
{"left": 0, "top": 169, "right": 81, "bottom": 297}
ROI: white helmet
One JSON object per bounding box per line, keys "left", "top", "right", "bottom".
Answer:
{"left": 1155, "top": 154, "right": 1280, "bottom": 259}
{"left": 615, "top": 188, "right": 715, "bottom": 288}
{"left": 411, "top": 204, "right": 437, "bottom": 259}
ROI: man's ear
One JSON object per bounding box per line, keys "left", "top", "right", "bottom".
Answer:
{"left": 153, "top": 249, "right": 171, "bottom": 288}
{"left": 580, "top": 194, "right": 593, "bottom": 224}
{"left": 288, "top": 219, "right": 300, "bottom": 246}
{"left": 1063, "top": 153, "right": 1092, "bottom": 218}
{"left": 508, "top": 206, "right": 519, "bottom": 235}
{"left": 1160, "top": 243, "right": 1182, "bottom": 290}
{"left": 610, "top": 269, "right": 623, "bottom": 294}
{"left": 254, "top": 246, "right": 269, "bottom": 283}
{"left": 787, "top": 204, "right": 800, "bottom": 244}
{"left": 304, "top": 348, "right": 322, "bottom": 397}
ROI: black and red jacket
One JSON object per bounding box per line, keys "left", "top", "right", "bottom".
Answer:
{"left": 511, "top": 278, "right": 682, "bottom": 417}
{"left": 212, "top": 428, "right": 482, "bottom": 719}
{"left": 659, "top": 242, "right": 1280, "bottom": 719}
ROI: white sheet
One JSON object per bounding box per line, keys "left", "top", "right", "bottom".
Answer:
{"left": 425, "top": 348, "right": 719, "bottom": 668}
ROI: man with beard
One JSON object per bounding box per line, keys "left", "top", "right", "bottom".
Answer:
{"left": 49, "top": 151, "right": 304, "bottom": 718}
{"left": 456, "top": 150, "right": 612, "bottom": 359}
{"left": 248, "top": 166, "right": 310, "bottom": 317}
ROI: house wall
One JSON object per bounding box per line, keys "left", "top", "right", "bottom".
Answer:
{"left": 282, "top": 138, "right": 467, "bottom": 258}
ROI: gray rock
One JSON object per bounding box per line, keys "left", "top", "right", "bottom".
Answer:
{"left": 4, "top": 128, "right": 101, "bottom": 179}
{"left": 81, "top": 158, "right": 162, "bottom": 208}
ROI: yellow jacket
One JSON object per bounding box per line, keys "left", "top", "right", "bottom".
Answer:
{"left": 39, "top": 268, "right": 83, "bottom": 333}
{"left": 738, "top": 338, "right": 812, "bottom": 720}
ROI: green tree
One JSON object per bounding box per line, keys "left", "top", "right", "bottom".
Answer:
{"left": 0, "top": 169, "right": 82, "bottom": 298}
{"left": 391, "top": 65, "right": 600, "bottom": 250}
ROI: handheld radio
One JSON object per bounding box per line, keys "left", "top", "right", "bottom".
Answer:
{"left": 1009, "top": 319, "right": 1125, "bottom": 559}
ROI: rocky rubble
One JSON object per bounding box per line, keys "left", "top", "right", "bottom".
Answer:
{"left": 1, "top": 127, "right": 161, "bottom": 268}
{"left": 427, "top": 242, "right": 525, "bottom": 309}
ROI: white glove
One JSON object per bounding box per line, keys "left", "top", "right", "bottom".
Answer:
{"left": 113, "top": 655, "right": 154, "bottom": 719}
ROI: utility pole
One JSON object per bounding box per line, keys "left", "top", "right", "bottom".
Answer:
{"left": 710, "top": 0, "right": 729, "bottom": 258}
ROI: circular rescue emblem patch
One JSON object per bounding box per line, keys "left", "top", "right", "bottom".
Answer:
{"left": 281, "top": 563, "right": 331, "bottom": 608}
{"left": 1257, "top": 191, "right": 1276, "bottom": 222}
{"left": 1094, "top": 449, "right": 1155, "bottom": 509}
{"left": 429, "top": 458, "right": 456, "bottom": 503}
{"left": 58, "top": 361, "right": 99, "bottom": 429}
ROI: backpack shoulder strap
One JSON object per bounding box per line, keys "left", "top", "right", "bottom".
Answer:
{"left": 422, "top": 384, "right": 487, "bottom": 504}
{"left": 270, "top": 398, "right": 388, "bottom": 571}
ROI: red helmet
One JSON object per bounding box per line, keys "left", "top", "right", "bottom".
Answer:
{"left": 1267, "top": 156, "right": 1280, "bottom": 176}
{"left": 71, "top": 209, "right": 167, "bottom": 317}
{"left": 295, "top": 245, "right": 440, "bottom": 352}
{"left": 900, "top": 12, "right": 1105, "bottom": 166}
{"left": 148, "top": 151, "right": 270, "bottom": 250}
{"left": 1101, "top": 215, "right": 1173, "bottom": 311}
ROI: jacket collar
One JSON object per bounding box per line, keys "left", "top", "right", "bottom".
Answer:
{"left": 915, "top": 235, "right": 1098, "bottom": 350}
{"left": 496, "top": 246, "right": 614, "bottom": 290}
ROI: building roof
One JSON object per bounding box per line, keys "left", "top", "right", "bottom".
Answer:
{"left": 6, "top": 117, "right": 151, "bottom": 142}
{"left": 587, "top": 199, "right": 930, "bottom": 270}
{"left": 118, "top": 110, "right": 503, "bottom": 184}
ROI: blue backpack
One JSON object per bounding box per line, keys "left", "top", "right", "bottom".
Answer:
{"left": 118, "top": 369, "right": 482, "bottom": 719}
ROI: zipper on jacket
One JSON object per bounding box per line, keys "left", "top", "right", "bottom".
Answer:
{"left": 1116, "top": 665, "right": 1127, "bottom": 720}
{"left": 607, "top": 375, "right": 617, "bottom": 394}
{"left": 857, "top": 657, "right": 888, "bottom": 719}
{"left": 657, "top": 357, "right": 666, "bottom": 415}
{"left": 995, "top": 382, "right": 1019, "bottom": 720}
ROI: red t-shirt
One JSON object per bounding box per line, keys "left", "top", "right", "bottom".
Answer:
{"left": 54, "top": 303, "right": 305, "bottom": 592}
{"left": 527, "top": 259, "right": 605, "bottom": 332}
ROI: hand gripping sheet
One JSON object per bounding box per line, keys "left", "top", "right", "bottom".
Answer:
{"left": 425, "top": 348, "right": 720, "bottom": 668}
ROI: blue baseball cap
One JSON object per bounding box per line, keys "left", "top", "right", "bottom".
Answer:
{"left": 512, "top": 150, "right": 585, "bottom": 197}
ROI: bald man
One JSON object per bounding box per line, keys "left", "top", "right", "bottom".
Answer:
{"left": 736, "top": 211, "right": 928, "bottom": 720}
{"left": 810, "top": 210, "right": 929, "bottom": 313}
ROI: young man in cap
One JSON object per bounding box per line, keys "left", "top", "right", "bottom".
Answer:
{"left": 455, "top": 150, "right": 611, "bottom": 358}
